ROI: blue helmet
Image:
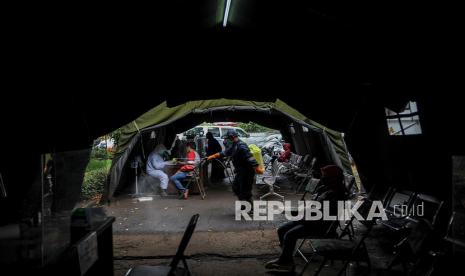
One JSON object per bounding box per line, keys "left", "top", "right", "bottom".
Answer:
{"left": 226, "top": 129, "right": 238, "bottom": 138}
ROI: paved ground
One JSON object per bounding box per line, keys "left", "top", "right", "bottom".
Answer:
{"left": 105, "top": 176, "right": 400, "bottom": 275}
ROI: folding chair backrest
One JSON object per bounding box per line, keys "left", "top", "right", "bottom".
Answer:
{"left": 295, "top": 155, "right": 303, "bottom": 165}
{"left": 355, "top": 198, "right": 378, "bottom": 228}
{"left": 445, "top": 212, "right": 465, "bottom": 248}
{"left": 405, "top": 218, "right": 434, "bottom": 256}
{"left": 302, "top": 154, "right": 310, "bottom": 164}
{"left": 410, "top": 193, "right": 443, "bottom": 225}
{"left": 290, "top": 154, "right": 300, "bottom": 166}
{"left": 338, "top": 198, "right": 376, "bottom": 240}
{"left": 299, "top": 155, "right": 310, "bottom": 168}
{"left": 385, "top": 189, "right": 416, "bottom": 216}
{"left": 337, "top": 198, "right": 377, "bottom": 263}
{"left": 309, "top": 157, "right": 317, "bottom": 169}
{"left": 169, "top": 214, "right": 200, "bottom": 273}
{"left": 271, "top": 159, "right": 280, "bottom": 176}
{"left": 325, "top": 219, "right": 341, "bottom": 238}
{"left": 301, "top": 178, "right": 320, "bottom": 200}
{"left": 274, "top": 163, "right": 286, "bottom": 178}
{"left": 344, "top": 174, "right": 356, "bottom": 193}
{"left": 263, "top": 154, "right": 272, "bottom": 165}
{"left": 382, "top": 186, "right": 395, "bottom": 206}
{"left": 288, "top": 154, "right": 296, "bottom": 164}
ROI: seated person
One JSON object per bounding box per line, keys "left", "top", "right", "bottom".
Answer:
{"left": 170, "top": 142, "right": 200, "bottom": 199}
{"left": 265, "top": 165, "right": 348, "bottom": 271}
{"left": 270, "top": 142, "right": 292, "bottom": 164}
{"left": 278, "top": 143, "right": 292, "bottom": 162}
{"left": 146, "top": 144, "right": 170, "bottom": 196}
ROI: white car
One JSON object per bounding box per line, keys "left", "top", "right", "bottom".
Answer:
{"left": 179, "top": 125, "right": 251, "bottom": 150}
{"left": 182, "top": 125, "right": 249, "bottom": 139}
{"left": 94, "top": 138, "right": 115, "bottom": 150}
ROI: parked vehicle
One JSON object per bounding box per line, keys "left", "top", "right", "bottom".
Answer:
{"left": 182, "top": 124, "right": 248, "bottom": 139}
{"left": 178, "top": 124, "right": 250, "bottom": 151}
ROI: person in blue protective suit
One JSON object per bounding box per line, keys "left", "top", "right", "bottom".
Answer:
{"left": 207, "top": 130, "right": 264, "bottom": 204}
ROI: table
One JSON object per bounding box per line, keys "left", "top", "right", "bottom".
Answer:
{"left": 45, "top": 216, "right": 116, "bottom": 275}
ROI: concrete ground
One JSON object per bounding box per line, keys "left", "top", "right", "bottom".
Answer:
{"left": 105, "top": 176, "right": 400, "bottom": 276}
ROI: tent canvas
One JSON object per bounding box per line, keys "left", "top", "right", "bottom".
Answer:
{"left": 106, "top": 99, "right": 351, "bottom": 200}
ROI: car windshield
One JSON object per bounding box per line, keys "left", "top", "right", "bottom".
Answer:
{"left": 221, "top": 128, "right": 234, "bottom": 138}
{"left": 208, "top": 127, "right": 220, "bottom": 137}
{"left": 236, "top": 129, "right": 247, "bottom": 137}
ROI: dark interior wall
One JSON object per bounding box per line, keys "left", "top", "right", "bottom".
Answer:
{"left": 344, "top": 100, "right": 390, "bottom": 195}
{"left": 51, "top": 149, "right": 92, "bottom": 212}
{"left": 342, "top": 96, "right": 460, "bottom": 233}
{"left": 0, "top": 152, "right": 42, "bottom": 224}
{"left": 0, "top": 148, "right": 91, "bottom": 225}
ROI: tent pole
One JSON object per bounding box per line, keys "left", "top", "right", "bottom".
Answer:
{"left": 135, "top": 166, "right": 139, "bottom": 195}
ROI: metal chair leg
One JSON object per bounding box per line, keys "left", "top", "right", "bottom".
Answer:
{"left": 294, "top": 239, "right": 306, "bottom": 257}
{"left": 182, "top": 257, "right": 191, "bottom": 276}
{"left": 260, "top": 191, "right": 284, "bottom": 201}
{"left": 260, "top": 182, "right": 284, "bottom": 200}
{"left": 297, "top": 251, "right": 316, "bottom": 276}
{"left": 295, "top": 177, "right": 307, "bottom": 194}
{"left": 314, "top": 258, "right": 327, "bottom": 276}
{"left": 195, "top": 178, "right": 206, "bottom": 199}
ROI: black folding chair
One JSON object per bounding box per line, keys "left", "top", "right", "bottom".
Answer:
{"left": 294, "top": 219, "right": 341, "bottom": 265}
{"left": 282, "top": 154, "right": 303, "bottom": 175}
{"left": 294, "top": 157, "right": 317, "bottom": 193}
{"left": 410, "top": 193, "right": 444, "bottom": 226}
{"left": 287, "top": 177, "right": 346, "bottom": 264}
{"left": 183, "top": 162, "right": 206, "bottom": 199}
{"left": 405, "top": 212, "right": 465, "bottom": 276}
{"left": 387, "top": 218, "right": 435, "bottom": 273}
{"left": 444, "top": 211, "right": 465, "bottom": 248}
{"left": 125, "top": 214, "right": 200, "bottom": 276}
{"left": 383, "top": 192, "right": 443, "bottom": 231}
{"left": 381, "top": 189, "right": 417, "bottom": 231}
{"left": 299, "top": 198, "right": 377, "bottom": 276}
{"left": 344, "top": 174, "right": 357, "bottom": 198}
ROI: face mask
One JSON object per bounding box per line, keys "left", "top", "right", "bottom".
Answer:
{"left": 224, "top": 139, "right": 234, "bottom": 148}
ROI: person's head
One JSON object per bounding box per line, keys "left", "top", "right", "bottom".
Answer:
{"left": 206, "top": 132, "right": 213, "bottom": 140}
{"left": 186, "top": 142, "right": 196, "bottom": 152}
{"left": 154, "top": 144, "right": 167, "bottom": 155}
{"left": 320, "top": 165, "right": 345, "bottom": 190}
{"left": 283, "top": 143, "right": 291, "bottom": 151}
{"left": 225, "top": 129, "right": 239, "bottom": 143}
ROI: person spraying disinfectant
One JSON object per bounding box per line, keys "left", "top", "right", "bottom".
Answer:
{"left": 207, "top": 130, "right": 265, "bottom": 209}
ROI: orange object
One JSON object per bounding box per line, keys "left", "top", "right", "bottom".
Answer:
{"left": 207, "top": 152, "right": 221, "bottom": 160}
{"left": 255, "top": 166, "right": 265, "bottom": 174}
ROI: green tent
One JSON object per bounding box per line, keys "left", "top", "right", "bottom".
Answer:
{"left": 107, "top": 99, "right": 351, "bottom": 199}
